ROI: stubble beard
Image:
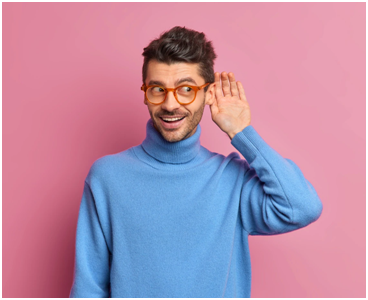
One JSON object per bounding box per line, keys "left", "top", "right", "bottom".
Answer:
{"left": 151, "top": 99, "right": 206, "bottom": 143}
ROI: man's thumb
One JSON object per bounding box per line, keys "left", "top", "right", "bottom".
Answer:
{"left": 209, "top": 97, "right": 218, "bottom": 117}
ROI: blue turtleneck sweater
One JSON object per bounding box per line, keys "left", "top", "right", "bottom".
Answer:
{"left": 69, "top": 119, "right": 323, "bottom": 298}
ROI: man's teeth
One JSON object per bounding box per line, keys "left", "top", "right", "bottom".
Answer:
{"left": 162, "top": 117, "right": 185, "bottom": 122}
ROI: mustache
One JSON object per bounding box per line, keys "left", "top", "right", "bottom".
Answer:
{"left": 157, "top": 112, "right": 187, "bottom": 117}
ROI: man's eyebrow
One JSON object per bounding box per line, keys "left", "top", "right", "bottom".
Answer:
{"left": 148, "top": 77, "right": 198, "bottom": 87}
{"left": 148, "top": 80, "right": 165, "bottom": 86}
{"left": 175, "top": 77, "right": 197, "bottom": 86}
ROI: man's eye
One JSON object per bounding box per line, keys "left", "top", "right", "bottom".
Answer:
{"left": 152, "top": 87, "right": 164, "bottom": 93}
{"left": 178, "top": 86, "right": 193, "bottom": 93}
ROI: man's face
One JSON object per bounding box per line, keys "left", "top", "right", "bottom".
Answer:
{"left": 144, "top": 60, "right": 214, "bottom": 143}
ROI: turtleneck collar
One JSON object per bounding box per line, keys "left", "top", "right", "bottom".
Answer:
{"left": 141, "top": 118, "right": 201, "bottom": 164}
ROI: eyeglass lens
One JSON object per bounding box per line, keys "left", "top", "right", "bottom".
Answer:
{"left": 146, "top": 86, "right": 195, "bottom": 104}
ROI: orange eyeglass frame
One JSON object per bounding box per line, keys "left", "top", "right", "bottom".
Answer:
{"left": 141, "top": 82, "right": 210, "bottom": 105}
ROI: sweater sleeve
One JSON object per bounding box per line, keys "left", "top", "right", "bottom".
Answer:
{"left": 230, "top": 125, "right": 323, "bottom": 236}
{"left": 69, "top": 180, "right": 111, "bottom": 297}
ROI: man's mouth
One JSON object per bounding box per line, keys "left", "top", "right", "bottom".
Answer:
{"left": 158, "top": 116, "right": 186, "bottom": 129}
{"left": 160, "top": 116, "right": 186, "bottom": 123}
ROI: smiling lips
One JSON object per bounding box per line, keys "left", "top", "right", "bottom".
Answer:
{"left": 161, "top": 116, "right": 185, "bottom": 121}
{"left": 159, "top": 116, "right": 186, "bottom": 129}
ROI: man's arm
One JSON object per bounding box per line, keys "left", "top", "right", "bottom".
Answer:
{"left": 207, "top": 71, "right": 322, "bottom": 234}
{"left": 231, "top": 125, "right": 323, "bottom": 235}
{"left": 69, "top": 180, "right": 111, "bottom": 297}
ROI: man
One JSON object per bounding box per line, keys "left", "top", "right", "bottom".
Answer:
{"left": 69, "top": 26, "right": 323, "bottom": 298}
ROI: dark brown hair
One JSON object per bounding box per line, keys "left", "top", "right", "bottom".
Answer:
{"left": 142, "top": 26, "right": 217, "bottom": 92}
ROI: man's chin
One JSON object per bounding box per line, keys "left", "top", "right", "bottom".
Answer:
{"left": 152, "top": 116, "right": 198, "bottom": 142}
{"left": 161, "top": 126, "right": 189, "bottom": 143}
{"left": 160, "top": 130, "right": 185, "bottom": 143}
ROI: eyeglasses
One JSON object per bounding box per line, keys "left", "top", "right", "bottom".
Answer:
{"left": 141, "top": 82, "right": 210, "bottom": 105}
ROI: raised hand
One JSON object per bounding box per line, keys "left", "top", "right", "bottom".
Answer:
{"left": 209, "top": 72, "right": 251, "bottom": 139}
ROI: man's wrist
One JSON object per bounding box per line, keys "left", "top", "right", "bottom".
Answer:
{"left": 228, "top": 124, "right": 251, "bottom": 140}
{"left": 228, "top": 131, "right": 238, "bottom": 140}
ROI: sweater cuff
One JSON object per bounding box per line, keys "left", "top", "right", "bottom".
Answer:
{"left": 230, "top": 125, "right": 267, "bottom": 164}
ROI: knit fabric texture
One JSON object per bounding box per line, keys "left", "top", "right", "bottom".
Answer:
{"left": 69, "top": 118, "right": 323, "bottom": 298}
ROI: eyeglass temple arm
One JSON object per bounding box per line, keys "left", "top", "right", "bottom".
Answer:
{"left": 198, "top": 82, "right": 210, "bottom": 90}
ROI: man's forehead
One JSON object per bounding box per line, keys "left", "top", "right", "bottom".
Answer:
{"left": 146, "top": 60, "right": 203, "bottom": 86}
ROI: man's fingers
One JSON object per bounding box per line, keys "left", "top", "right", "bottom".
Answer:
{"left": 209, "top": 92, "right": 219, "bottom": 116}
{"left": 214, "top": 72, "right": 223, "bottom": 99}
{"left": 228, "top": 72, "right": 239, "bottom": 98}
{"left": 214, "top": 71, "right": 221, "bottom": 84}
{"left": 214, "top": 72, "right": 244, "bottom": 101}
{"left": 221, "top": 72, "right": 231, "bottom": 97}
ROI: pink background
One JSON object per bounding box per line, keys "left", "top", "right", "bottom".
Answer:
{"left": 3, "top": 2, "right": 365, "bottom": 298}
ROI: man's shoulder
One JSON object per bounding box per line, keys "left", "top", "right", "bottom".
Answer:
{"left": 200, "top": 145, "right": 248, "bottom": 169}
{"left": 86, "top": 146, "right": 139, "bottom": 183}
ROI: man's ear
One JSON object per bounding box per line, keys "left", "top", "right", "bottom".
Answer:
{"left": 205, "top": 83, "right": 215, "bottom": 106}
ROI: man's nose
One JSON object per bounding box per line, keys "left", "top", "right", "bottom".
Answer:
{"left": 160, "top": 91, "right": 181, "bottom": 111}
